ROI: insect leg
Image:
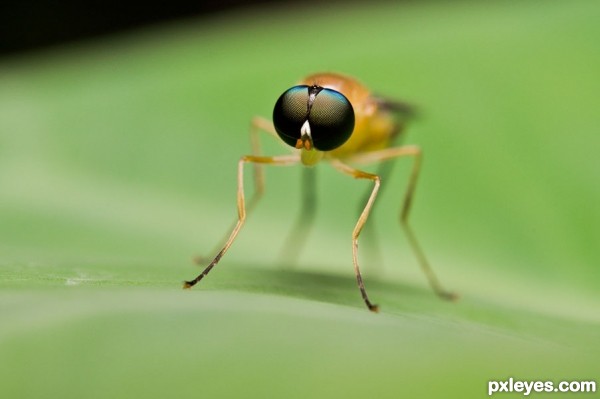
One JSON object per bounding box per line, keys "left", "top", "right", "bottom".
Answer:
{"left": 348, "top": 146, "right": 458, "bottom": 301}
{"left": 358, "top": 154, "right": 396, "bottom": 272}
{"left": 194, "top": 117, "right": 281, "bottom": 265}
{"left": 184, "top": 154, "right": 300, "bottom": 288}
{"left": 330, "top": 159, "right": 381, "bottom": 312}
{"left": 247, "top": 116, "right": 280, "bottom": 212}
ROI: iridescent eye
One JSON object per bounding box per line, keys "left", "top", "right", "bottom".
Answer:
{"left": 308, "top": 89, "right": 354, "bottom": 151}
{"left": 272, "top": 85, "right": 310, "bottom": 148}
{"left": 273, "top": 85, "right": 355, "bottom": 151}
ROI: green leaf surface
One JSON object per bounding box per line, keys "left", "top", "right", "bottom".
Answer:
{"left": 1, "top": 1, "right": 598, "bottom": 398}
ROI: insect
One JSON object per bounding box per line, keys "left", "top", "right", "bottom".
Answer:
{"left": 184, "top": 72, "right": 457, "bottom": 312}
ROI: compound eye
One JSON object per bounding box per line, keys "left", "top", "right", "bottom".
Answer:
{"left": 273, "top": 85, "right": 310, "bottom": 148}
{"left": 308, "top": 89, "right": 354, "bottom": 151}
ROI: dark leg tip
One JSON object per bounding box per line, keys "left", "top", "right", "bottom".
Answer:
{"left": 183, "top": 281, "right": 195, "bottom": 289}
{"left": 368, "top": 303, "right": 380, "bottom": 313}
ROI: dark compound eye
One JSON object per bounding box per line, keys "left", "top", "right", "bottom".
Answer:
{"left": 308, "top": 88, "right": 354, "bottom": 151}
{"left": 273, "top": 85, "right": 310, "bottom": 148}
{"left": 273, "top": 85, "right": 355, "bottom": 151}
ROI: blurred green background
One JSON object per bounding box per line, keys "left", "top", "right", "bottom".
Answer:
{"left": 0, "top": 0, "right": 598, "bottom": 398}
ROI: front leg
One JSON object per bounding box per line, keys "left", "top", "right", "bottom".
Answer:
{"left": 330, "top": 159, "right": 381, "bottom": 312}
{"left": 194, "top": 116, "right": 282, "bottom": 265}
{"left": 348, "top": 146, "right": 458, "bottom": 301}
{"left": 185, "top": 154, "right": 300, "bottom": 288}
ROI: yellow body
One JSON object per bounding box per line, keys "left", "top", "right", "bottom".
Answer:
{"left": 299, "top": 72, "right": 397, "bottom": 160}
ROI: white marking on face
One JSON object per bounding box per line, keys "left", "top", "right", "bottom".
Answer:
{"left": 300, "top": 119, "right": 312, "bottom": 139}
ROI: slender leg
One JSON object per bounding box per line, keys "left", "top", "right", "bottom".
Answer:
{"left": 247, "top": 116, "right": 280, "bottom": 213}
{"left": 358, "top": 153, "right": 396, "bottom": 273}
{"left": 278, "top": 166, "right": 317, "bottom": 266}
{"left": 194, "top": 117, "right": 280, "bottom": 265}
{"left": 357, "top": 124, "right": 405, "bottom": 271}
{"left": 184, "top": 154, "right": 300, "bottom": 288}
{"left": 347, "top": 146, "right": 458, "bottom": 301}
{"left": 330, "top": 159, "right": 381, "bottom": 312}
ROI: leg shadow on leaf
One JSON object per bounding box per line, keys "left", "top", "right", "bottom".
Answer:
{"left": 194, "top": 264, "right": 451, "bottom": 312}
